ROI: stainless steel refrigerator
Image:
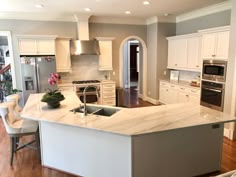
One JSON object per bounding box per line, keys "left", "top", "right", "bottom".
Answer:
{"left": 20, "top": 56, "right": 57, "bottom": 104}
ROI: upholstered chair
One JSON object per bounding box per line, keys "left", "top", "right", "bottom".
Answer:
{"left": 0, "top": 101, "right": 40, "bottom": 165}
{"left": 5, "top": 93, "right": 23, "bottom": 113}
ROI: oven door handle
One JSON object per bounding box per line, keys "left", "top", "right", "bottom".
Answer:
{"left": 202, "top": 87, "right": 222, "bottom": 93}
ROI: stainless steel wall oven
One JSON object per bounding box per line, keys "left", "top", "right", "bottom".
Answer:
{"left": 200, "top": 80, "right": 224, "bottom": 111}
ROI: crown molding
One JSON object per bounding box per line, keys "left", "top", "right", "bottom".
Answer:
{"left": 176, "top": 0, "right": 232, "bottom": 23}
{"left": 90, "top": 16, "right": 146, "bottom": 25}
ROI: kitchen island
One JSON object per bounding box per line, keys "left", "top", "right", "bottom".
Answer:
{"left": 21, "top": 91, "right": 236, "bottom": 177}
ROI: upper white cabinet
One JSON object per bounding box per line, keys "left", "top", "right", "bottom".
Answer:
{"left": 18, "top": 35, "right": 56, "bottom": 55}
{"left": 167, "top": 33, "right": 201, "bottom": 71}
{"left": 55, "top": 38, "right": 71, "bottom": 72}
{"left": 199, "top": 26, "right": 230, "bottom": 60}
{"left": 96, "top": 37, "right": 115, "bottom": 71}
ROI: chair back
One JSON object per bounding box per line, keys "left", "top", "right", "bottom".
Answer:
{"left": 6, "top": 94, "right": 22, "bottom": 112}
{"left": 0, "top": 102, "right": 19, "bottom": 134}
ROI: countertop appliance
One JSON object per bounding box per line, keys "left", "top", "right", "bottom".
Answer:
{"left": 20, "top": 56, "right": 56, "bottom": 104}
{"left": 202, "top": 60, "right": 227, "bottom": 82}
{"left": 72, "top": 80, "right": 100, "bottom": 103}
{"left": 200, "top": 80, "right": 225, "bottom": 111}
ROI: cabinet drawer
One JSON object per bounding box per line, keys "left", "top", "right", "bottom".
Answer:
{"left": 102, "top": 88, "right": 115, "bottom": 94}
{"left": 102, "top": 84, "right": 115, "bottom": 89}
{"left": 103, "top": 92, "right": 115, "bottom": 98}
{"left": 102, "top": 98, "right": 116, "bottom": 106}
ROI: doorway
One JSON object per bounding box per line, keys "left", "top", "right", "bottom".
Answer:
{"left": 123, "top": 40, "right": 140, "bottom": 89}
{"left": 0, "top": 31, "right": 16, "bottom": 102}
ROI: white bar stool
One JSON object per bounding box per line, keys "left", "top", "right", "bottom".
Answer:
{"left": 5, "top": 93, "right": 22, "bottom": 113}
{"left": 0, "top": 101, "right": 40, "bottom": 165}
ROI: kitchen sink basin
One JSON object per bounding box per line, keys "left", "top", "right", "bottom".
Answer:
{"left": 71, "top": 106, "right": 101, "bottom": 114}
{"left": 92, "top": 107, "right": 120, "bottom": 117}
{"left": 71, "top": 105, "right": 120, "bottom": 117}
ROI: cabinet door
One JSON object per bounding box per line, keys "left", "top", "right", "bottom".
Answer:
{"left": 178, "top": 87, "right": 189, "bottom": 103}
{"left": 201, "top": 33, "right": 216, "bottom": 59}
{"left": 99, "top": 41, "right": 112, "bottom": 70}
{"left": 55, "top": 39, "right": 71, "bottom": 72}
{"left": 18, "top": 39, "right": 37, "bottom": 55}
{"left": 175, "top": 38, "right": 188, "bottom": 68}
{"left": 159, "top": 86, "right": 167, "bottom": 104}
{"left": 187, "top": 37, "right": 201, "bottom": 70}
{"left": 167, "top": 40, "right": 176, "bottom": 68}
{"left": 37, "top": 39, "right": 55, "bottom": 55}
{"left": 215, "top": 31, "right": 230, "bottom": 59}
{"left": 166, "top": 89, "right": 178, "bottom": 104}
{"left": 189, "top": 94, "right": 200, "bottom": 104}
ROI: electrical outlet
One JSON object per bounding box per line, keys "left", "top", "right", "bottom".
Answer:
{"left": 163, "top": 70, "right": 167, "bottom": 75}
{"left": 112, "top": 71, "right": 115, "bottom": 76}
{"left": 148, "top": 91, "right": 151, "bottom": 95}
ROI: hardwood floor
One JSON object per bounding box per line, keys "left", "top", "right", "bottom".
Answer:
{"left": 0, "top": 87, "right": 236, "bottom": 177}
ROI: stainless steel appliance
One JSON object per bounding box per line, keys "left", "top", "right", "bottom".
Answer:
{"left": 200, "top": 80, "right": 225, "bottom": 111}
{"left": 20, "top": 56, "right": 56, "bottom": 104}
{"left": 202, "top": 60, "right": 227, "bottom": 82}
{"left": 72, "top": 80, "right": 100, "bottom": 103}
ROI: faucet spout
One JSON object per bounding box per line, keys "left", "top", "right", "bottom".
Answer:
{"left": 83, "top": 85, "right": 99, "bottom": 116}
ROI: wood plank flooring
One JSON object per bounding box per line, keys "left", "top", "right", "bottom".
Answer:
{"left": 0, "top": 87, "right": 236, "bottom": 177}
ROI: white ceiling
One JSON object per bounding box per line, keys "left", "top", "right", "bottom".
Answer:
{"left": 0, "top": 0, "right": 229, "bottom": 22}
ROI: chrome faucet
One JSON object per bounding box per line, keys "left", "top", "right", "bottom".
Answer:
{"left": 83, "top": 85, "right": 99, "bottom": 116}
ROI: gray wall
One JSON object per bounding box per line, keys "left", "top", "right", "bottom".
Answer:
{"left": 89, "top": 23, "right": 147, "bottom": 85}
{"left": 147, "top": 23, "right": 158, "bottom": 99}
{"left": 0, "top": 19, "right": 77, "bottom": 89}
{"left": 176, "top": 10, "right": 231, "bottom": 35}
{"left": 156, "top": 23, "right": 176, "bottom": 99}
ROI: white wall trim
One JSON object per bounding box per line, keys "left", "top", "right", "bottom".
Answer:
{"left": 90, "top": 16, "right": 147, "bottom": 25}
{"left": 145, "top": 96, "right": 159, "bottom": 105}
{"left": 119, "top": 36, "right": 147, "bottom": 101}
{"left": 224, "top": 128, "right": 235, "bottom": 140}
{"left": 176, "top": 0, "right": 232, "bottom": 23}
{"left": 146, "top": 16, "right": 158, "bottom": 25}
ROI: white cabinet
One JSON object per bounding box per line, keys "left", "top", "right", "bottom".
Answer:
{"left": 55, "top": 38, "right": 71, "bottom": 72}
{"left": 187, "top": 37, "right": 201, "bottom": 70}
{"left": 18, "top": 36, "right": 56, "bottom": 55}
{"left": 97, "top": 37, "right": 115, "bottom": 71}
{"left": 159, "top": 81, "right": 200, "bottom": 105}
{"left": 167, "top": 34, "right": 201, "bottom": 71}
{"left": 199, "top": 26, "right": 230, "bottom": 60}
{"left": 101, "top": 81, "right": 116, "bottom": 106}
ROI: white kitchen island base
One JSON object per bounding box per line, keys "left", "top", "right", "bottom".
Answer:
{"left": 40, "top": 121, "right": 223, "bottom": 177}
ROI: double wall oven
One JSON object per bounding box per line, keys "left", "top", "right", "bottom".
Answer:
{"left": 72, "top": 80, "right": 101, "bottom": 104}
{"left": 200, "top": 60, "right": 227, "bottom": 111}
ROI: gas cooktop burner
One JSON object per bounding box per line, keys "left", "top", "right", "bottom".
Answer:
{"left": 72, "top": 80, "right": 100, "bottom": 84}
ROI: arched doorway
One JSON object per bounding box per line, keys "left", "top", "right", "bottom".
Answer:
{"left": 119, "top": 36, "right": 147, "bottom": 102}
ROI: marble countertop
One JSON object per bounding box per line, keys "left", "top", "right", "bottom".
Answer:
{"left": 160, "top": 79, "right": 200, "bottom": 89}
{"left": 21, "top": 91, "right": 236, "bottom": 136}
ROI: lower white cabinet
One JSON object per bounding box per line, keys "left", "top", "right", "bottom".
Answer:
{"left": 100, "top": 81, "right": 116, "bottom": 106}
{"left": 159, "top": 81, "right": 200, "bottom": 104}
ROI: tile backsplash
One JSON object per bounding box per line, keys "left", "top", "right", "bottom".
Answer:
{"left": 59, "top": 55, "right": 109, "bottom": 83}
{"left": 178, "top": 70, "right": 200, "bottom": 82}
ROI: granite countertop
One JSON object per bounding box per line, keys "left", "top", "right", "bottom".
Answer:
{"left": 160, "top": 79, "right": 200, "bottom": 89}
{"left": 21, "top": 91, "right": 236, "bottom": 136}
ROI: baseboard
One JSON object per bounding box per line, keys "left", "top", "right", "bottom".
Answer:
{"left": 145, "top": 96, "right": 159, "bottom": 105}
{"left": 138, "top": 93, "right": 143, "bottom": 99}
{"left": 224, "top": 128, "right": 236, "bottom": 140}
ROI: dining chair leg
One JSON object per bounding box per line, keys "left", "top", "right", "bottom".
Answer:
{"left": 10, "top": 137, "right": 15, "bottom": 165}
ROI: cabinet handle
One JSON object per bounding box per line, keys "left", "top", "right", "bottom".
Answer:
{"left": 186, "top": 95, "right": 189, "bottom": 97}
{"left": 180, "top": 88, "right": 185, "bottom": 90}
{"left": 196, "top": 65, "right": 199, "bottom": 67}
{"left": 175, "top": 64, "right": 177, "bottom": 66}
{"left": 212, "top": 54, "right": 216, "bottom": 57}
{"left": 171, "top": 85, "right": 175, "bottom": 87}
{"left": 166, "top": 89, "right": 168, "bottom": 91}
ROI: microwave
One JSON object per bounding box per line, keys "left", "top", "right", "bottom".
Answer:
{"left": 202, "top": 60, "right": 227, "bottom": 82}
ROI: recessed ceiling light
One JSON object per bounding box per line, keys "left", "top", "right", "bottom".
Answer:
{"left": 84, "top": 8, "right": 91, "bottom": 12}
{"left": 125, "top": 11, "right": 131, "bottom": 14}
{"left": 35, "top": 4, "right": 44, "bottom": 8}
{"left": 164, "top": 13, "right": 169, "bottom": 16}
{"left": 143, "top": 1, "right": 150, "bottom": 5}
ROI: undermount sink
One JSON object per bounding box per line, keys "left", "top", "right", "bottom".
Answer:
{"left": 71, "top": 105, "right": 120, "bottom": 117}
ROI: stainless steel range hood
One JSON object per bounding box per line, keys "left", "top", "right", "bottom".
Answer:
{"left": 70, "top": 14, "right": 100, "bottom": 55}
{"left": 70, "top": 39, "right": 100, "bottom": 55}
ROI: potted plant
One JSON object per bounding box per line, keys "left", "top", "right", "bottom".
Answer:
{"left": 41, "top": 73, "right": 65, "bottom": 108}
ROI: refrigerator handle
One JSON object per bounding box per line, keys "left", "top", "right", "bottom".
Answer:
{"left": 36, "top": 64, "right": 40, "bottom": 92}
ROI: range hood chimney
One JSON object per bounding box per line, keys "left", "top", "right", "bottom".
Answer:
{"left": 70, "top": 14, "right": 100, "bottom": 55}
